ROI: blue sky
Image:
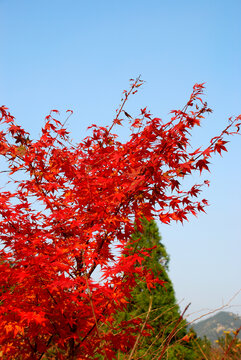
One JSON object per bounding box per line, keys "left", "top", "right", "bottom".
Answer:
{"left": 1, "top": 0, "right": 241, "bottom": 321}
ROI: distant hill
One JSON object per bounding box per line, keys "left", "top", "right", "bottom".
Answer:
{"left": 190, "top": 311, "right": 241, "bottom": 343}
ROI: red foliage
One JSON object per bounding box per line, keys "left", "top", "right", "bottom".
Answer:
{"left": 0, "top": 79, "right": 240, "bottom": 359}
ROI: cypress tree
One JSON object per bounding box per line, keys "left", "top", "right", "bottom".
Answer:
{"left": 117, "top": 218, "right": 197, "bottom": 359}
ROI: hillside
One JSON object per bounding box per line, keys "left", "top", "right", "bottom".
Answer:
{"left": 191, "top": 311, "right": 241, "bottom": 343}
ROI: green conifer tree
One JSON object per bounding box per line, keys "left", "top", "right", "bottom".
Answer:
{"left": 116, "top": 218, "right": 197, "bottom": 359}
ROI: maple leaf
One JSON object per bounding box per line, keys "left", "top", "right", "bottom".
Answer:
{"left": 56, "top": 128, "right": 69, "bottom": 136}
{"left": 195, "top": 159, "right": 210, "bottom": 173}
{"left": 123, "top": 111, "right": 132, "bottom": 119}
{"left": 113, "top": 118, "right": 123, "bottom": 125}
{"left": 214, "top": 140, "right": 228, "bottom": 155}
{"left": 50, "top": 109, "right": 60, "bottom": 115}
{"left": 131, "top": 118, "right": 142, "bottom": 128}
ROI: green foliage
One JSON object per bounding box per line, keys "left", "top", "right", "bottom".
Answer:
{"left": 116, "top": 218, "right": 198, "bottom": 359}
{"left": 215, "top": 331, "right": 241, "bottom": 359}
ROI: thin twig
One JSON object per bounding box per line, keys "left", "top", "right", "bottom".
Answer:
{"left": 157, "top": 303, "right": 191, "bottom": 360}
{"left": 193, "top": 337, "right": 209, "bottom": 360}
{"left": 83, "top": 257, "right": 108, "bottom": 360}
{"left": 128, "top": 296, "right": 153, "bottom": 360}
{"left": 221, "top": 325, "right": 241, "bottom": 360}
{"left": 186, "top": 289, "right": 241, "bottom": 327}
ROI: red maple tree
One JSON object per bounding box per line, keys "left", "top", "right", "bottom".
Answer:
{"left": 0, "top": 78, "right": 240, "bottom": 359}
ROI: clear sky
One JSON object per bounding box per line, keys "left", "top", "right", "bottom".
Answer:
{"left": 1, "top": 0, "right": 241, "bottom": 322}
